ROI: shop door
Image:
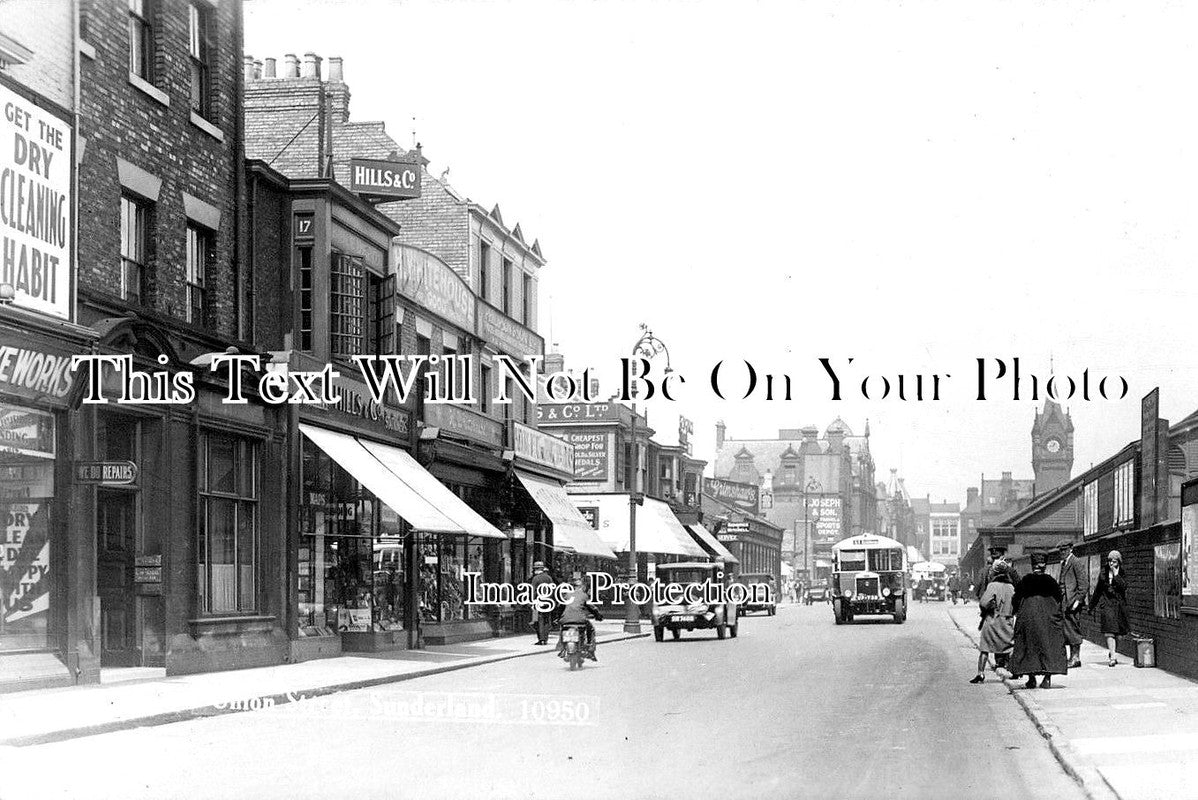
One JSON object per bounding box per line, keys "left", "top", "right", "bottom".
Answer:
{"left": 97, "top": 489, "right": 138, "bottom": 666}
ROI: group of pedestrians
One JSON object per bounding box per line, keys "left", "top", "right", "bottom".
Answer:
{"left": 971, "top": 540, "right": 1130, "bottom": 688}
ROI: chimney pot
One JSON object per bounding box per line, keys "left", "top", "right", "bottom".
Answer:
{"left": 253, "top": 59, "right": 263, "bottom": 80}
{"left": 263, "top": 57, "right": 276, "bottom": 78}
{"left": 328, "top": 56, "right": 344, "bottom": 82}
{"left": 243, "top": 55, "right": 255, "bottom": 82}
{"left": 303, "top": 52, "right": 321, "bottom": 79}
{"left": 284, "top": 54, "right": 300, "bottom": 78}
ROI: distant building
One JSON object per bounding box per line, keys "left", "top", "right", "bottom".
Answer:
{"left": 1032, "top": 398, "right": 1075, "bottom": 495}
{"left": 877, "top": 469, "right": 916, "bottom": 549}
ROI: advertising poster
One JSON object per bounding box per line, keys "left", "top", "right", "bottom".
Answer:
{"left": 1184, "top": 504, "right": 1198, "bottom": 598}
{"left": 1155, "top": 542, "right": 1181, "bottom": 620}
{"left": 558, "top": 429, "right": 609, "bottom": 481}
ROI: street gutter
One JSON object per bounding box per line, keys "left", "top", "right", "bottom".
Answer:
{"left": 0, "top": 631, "right": 648, "bottom": 748}
{"left": 947, "top": 610, "right": 1121, "bottom": 800}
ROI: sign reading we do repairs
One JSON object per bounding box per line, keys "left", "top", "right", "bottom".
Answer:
{"left": 0, "top": 82, "right": 73, "bottom": 319}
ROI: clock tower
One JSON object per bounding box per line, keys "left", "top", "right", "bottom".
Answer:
{"left": 1032, "top": 399, "right": 1074, "bottom": 495}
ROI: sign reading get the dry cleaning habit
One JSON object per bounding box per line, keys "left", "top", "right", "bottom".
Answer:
{"left": 0, "top": 82, "right": 72, "bottom": 319}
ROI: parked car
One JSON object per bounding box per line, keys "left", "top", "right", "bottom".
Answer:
{"left": 804, "top": 585, "right": 830, "bottom": 605}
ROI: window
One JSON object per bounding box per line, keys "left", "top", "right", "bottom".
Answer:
{"left": 503, "top": 377, "right": 513, "bottom": 421}
{"left": 187, "top": 3, "right": 212, "bottom": 117}
{"left": 128, "top": 0, "right": 153, "bottom": 80}
{"left": 478, "top": 239, "right": 490, "bottom": 300}
{"left": 185, "top": 224, "right": 210, "bottom": 324}
{"left": 1083, "top": 480, "right": 1099, "bottom": 537}
{"left": 120, "top": 195, "right": 149, "bottom": 304}
{"left": 502, "top": 258, "right": 513, "bottom": 315}
{"left": 1114, "top": 460, "right": 1134, "bottom": 526}
{"left": 522, "top": 272, "right": 532, "bottom": 325}
{"left": 367, "top": 273, "right": 395, "bottom": 356}
{"left": 330, "top": 253, "right": 365, "bottom": 358}
{"left": 198, "top": 433, "right": 258, "bottom": 613}
{"left": 480, "top": 362, "right": 491, "bottom": 413}
{"left": 298, "top": 247, "right": 313, "bottom": 351}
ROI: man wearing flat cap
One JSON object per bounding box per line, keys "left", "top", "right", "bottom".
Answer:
{"left": 1056, "top": 540, "right": 1088, "bottom": 668}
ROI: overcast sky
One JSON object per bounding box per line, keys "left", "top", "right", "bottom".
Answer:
{"left": 246, "top": 0, "right": 1198, "bottom": 505}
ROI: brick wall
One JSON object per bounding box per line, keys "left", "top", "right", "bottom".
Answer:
{"left": 78, "top": 0, "right": 244, "bottom": 340}
{"left": 0, "top": 0, "right": 74, "bottom": 110}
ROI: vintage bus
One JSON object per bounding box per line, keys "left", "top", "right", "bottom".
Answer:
{"left": 830, "top": 534, "right": 907, "bottom": 624}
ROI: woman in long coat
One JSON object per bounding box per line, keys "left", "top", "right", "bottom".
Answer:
{"left": 1089, "top": 550, "right": 1131, "bottom": 667}
{"left": 970, "top": 565, "right": 1015, "bottom": 683}
{"left": 1009, "top": 553, "right": 1068, "bottom": 689}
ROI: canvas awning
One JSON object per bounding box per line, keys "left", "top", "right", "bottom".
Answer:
{"left": 568, "top": 494, "right": 707, "bottom": 558}
{"left": 514, "top": 471, "right": 617, "bottom": 560}
{"left": 300, "top": 424, "right": 505, "bottom": 539}
{"left": 685, "top": 522, "right": 740, "bottom": 565}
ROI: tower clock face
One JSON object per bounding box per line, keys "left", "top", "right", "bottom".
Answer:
{"left": 1045, "top": 438, "right": 1062, "bottom": 454}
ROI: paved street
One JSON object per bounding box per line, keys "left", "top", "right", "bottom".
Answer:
{"left": 0, "top": 601, "right": 1083, "bottom": 800}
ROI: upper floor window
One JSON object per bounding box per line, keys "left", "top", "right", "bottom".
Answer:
{"left": 128, "top": 0, "right": 153, "bottom": 80}
{"left": 188, "top": 3, "right": 213, "bottom": 118}
{"left": 330, "top": 253, "right": 365, "bottom": 359}
{"left": 367, "top": 272, "right": 395, "bottom": 356}
{"left": 297, "top": 247, "right": 313, "bottom": 351}
{"left": 478, "top": 240, "right": 490, "bottom": 301}
{"left": 1114, "top": 460, "right": 1134, "bottom": 525}
{"left": 1083, "top": 480, "right": 1099, "bottom": 537}
{"left": 185, "top": 224, "right": 210, "bottom": 324}
{"left": 120, "top": 194, "right": 150, "bottom": 304}
{"left": 502, "top": 258, "right": 513, "bottom": 315}
{"left": 522, "top": 272, "right": 532, "bottom": 325}
{"left": 479, "top": 362, "right": 491, "bottom": 414}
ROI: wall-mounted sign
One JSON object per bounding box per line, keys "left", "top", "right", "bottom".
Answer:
{"left": 290, "top": 351, "right": 411, "bottom": 438}
{"left": 704, "top": 478, "right": 760, "bottom": 515}
{"left": 557, "top": 429, "right": 609, "bottom": 482}
{"left": 511, "top": 421, "right": 574, "bottom": 476}
{"left": 1, "top": 498, "right": 50, "bottom": 638}
{"left": 476, "top": 301, "right": 543, "bottom": 358}
{"left": 576, "top": 506, "right": 599, "bottom": 530}
{"left": 726, "top": 522, "right": 749, "bottom": 534}
{"left": 0, "top": 332, "right": 78, "bottom": 405}
{"left": 424, "top": 403, "right": 503, "bottom": 448}
{"left": 717, "top": 534, "right": 738, "bottom": 543}
{"left": 75, "top": 460, "right": 137, "bottom": 485}
{"left": 293, "top": 213, "right": 314, "bottom": 243}
{"left": 0, "top": 404, "right": 54, "bottom": 459}
{"left": 537, "top": 402, "right": 622, "bottom": 424}
{"left": 350, "top": 158, "right": 421, "bottom": 200}
{"left": 0, "top": 81, "right": 73, "bottom": 320}
{"left": 393, "top": 243, "right": 475, "bottom": 332}
{"left": 678, "top": 416, "right": 693, "bottom": 456}
{"left": 1155, "top": 541, "right": 1181, "bottom": 620}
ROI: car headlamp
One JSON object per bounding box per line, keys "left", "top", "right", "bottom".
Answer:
{"left": 882, "top": 587, "right": 891, "bottom": 597}
{"left": 844, "top": 589, "right": 853, "bottom": 599}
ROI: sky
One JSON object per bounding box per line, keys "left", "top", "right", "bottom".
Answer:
{"left": 246, "top": 0, "right": 1198, "bottom": 505}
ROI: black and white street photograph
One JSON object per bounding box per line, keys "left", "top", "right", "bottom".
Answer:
{"left": 0, "top": 1, "right": 1196, "bottom": 798}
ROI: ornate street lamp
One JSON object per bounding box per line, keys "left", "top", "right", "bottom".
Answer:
{"left": 625, "top": 324, "right": 671, "bottom": 634}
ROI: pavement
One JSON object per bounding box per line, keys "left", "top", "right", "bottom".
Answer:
{"left": 948, "top": 602, "right": 1198, "bottom": 800}
{"left": 0, "top": 619, "right": 644, "bottom": 748}
{"left": 0, "top": 601, "right": 1087, "bottom": 800}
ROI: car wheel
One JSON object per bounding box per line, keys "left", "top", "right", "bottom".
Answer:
{"left": 671, "top": 628, "right": 680, "bottom": 641}
{"left": 717, "top": 623, "right": 726, "bottom": 640}
{"left": 654, "top": 626, "right": 664, "bottom": 642}
{"left": 833, "top": 600, "right": 843, "bottom": 625}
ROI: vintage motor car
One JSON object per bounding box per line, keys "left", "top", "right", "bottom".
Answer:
{"left": 804, "top": 585, "right": 830, "bottom": 605}
{"left": 735, "top": 572, "right": 777, "bottom": 616}
{"left": 830, "top": 534, "right": 908, "bottom": 624}
{"left": 652, "top": 562, "right": 740, "bottom": 641}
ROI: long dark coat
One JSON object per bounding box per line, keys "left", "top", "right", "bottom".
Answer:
{"left": 1009, "top": 572, "right": 1068, "bottom": 677}
{"left": 1089, "top": 568, "right": 1131, "bottom": 636}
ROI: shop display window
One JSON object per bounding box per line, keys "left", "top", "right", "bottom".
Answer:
{"left": 298, "top": 438, "right": 407, "bottom": 636}
{"left": 0, "top": 404, "right": 55, "bottom": 652}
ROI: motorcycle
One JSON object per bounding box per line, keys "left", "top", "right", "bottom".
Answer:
{"left": 557, "top": 621, "right": 596, "bottom": 670}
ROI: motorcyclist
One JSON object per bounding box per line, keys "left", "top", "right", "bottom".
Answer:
{"left": 559, "top": 576, "right": 603, "bottom": 658}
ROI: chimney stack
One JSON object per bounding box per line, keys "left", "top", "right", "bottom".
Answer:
{"left": 263, "top": 57, "right": 276, "bottom": 78}
{"left": 243, "top": 55, "right": 255, "bottom": 82}
{"left": 715, "top": 420, "right": 726, "bottom": 450}
{"left": 284, "top": 53, "right": 300, "bottom": 78}
{"left": 302, "top": 52, "right": 321, "bottom": 79}
{"left": 253, "top": 59, "right": 263, "bottom": 80}
{"left": 328, "top": 56, "right": 344, "bottom": 83}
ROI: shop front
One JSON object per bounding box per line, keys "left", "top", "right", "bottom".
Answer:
{"left": 0, "top": 315, "right": 93, "bottom": 692}
{"left": 567, "top": 493, "right": 707, "bottom": 585}
{"left": 508, "top": 422, "right": 617, "bottom": 588}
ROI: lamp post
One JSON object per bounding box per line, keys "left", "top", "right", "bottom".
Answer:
{"left": 625, "top": 324, "right": 671, "bottom": 634}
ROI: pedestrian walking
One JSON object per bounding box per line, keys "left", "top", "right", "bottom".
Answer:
{"left": 1055, "top": 540, "right": 1088, "bottom": 668}
{"left": 970, "top": 564, "right": 1015, "bottom": 684}
{"left": 981, "top": 544, "right": 1021, "bottom": 589}
{"left": 529, "top": 561, "right": 556, "bottom": 645}
{"left": 1009, "top": 552, "right": 1068, "bottom": 689}
{"left": 947, "top": 572, "right": 961, "bottom": 605}
{"left": 1089, "top": 550, "right": 1131, "bottom": 667}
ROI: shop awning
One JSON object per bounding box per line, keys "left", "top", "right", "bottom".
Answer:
{"left": 299, "top": 424, "right": 505, "bottom": 539}
{"left": 358, "top": 438, "right": 507, "bottom": 539}
{"left": 568, "top": 494, "right": 707, "bottom": 558}
{"left": 686, "top": 522, "right": 740, "bottom": 565}
{"left": 514, "top": 471, "right": 617, "bottom": 560}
